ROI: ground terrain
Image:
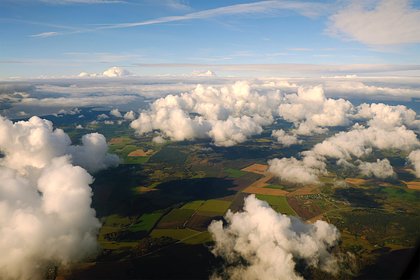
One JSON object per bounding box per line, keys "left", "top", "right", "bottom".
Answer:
{"left": 36, "top": 108, "right": 420, "bottom": 279}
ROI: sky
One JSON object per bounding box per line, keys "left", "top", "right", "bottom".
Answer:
{"left": 1, "top": 0, "right": 420, "bottom": 78}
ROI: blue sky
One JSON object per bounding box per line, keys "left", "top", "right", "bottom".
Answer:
{"left": 1, "top": 0, "right": 420, "bottom": 78}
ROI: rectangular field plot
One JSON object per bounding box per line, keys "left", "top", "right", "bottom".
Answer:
{"left": 256, "top": 194, "right": 296, "bottom": 216}
{"left": 181, "top": 200, "right": 205, "bottom": 211}
{"left": 224, "top": 168, "right": 247, "bottom": 178}
{"left": 197, "top": 199, "right": 231, "bottom": 216}
{"left": 156, "top": 209, "right": 195, "bottom": 229}
{"left": 129, "top": 212, "right": 164, "bottom": 232}
{"left": 151, "top": 228, "right": 206, "bottom": 244}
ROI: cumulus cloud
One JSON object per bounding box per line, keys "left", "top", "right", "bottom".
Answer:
{"left": 110, "top": 108, "right": 122, "bottom": 118}
{"left": 123, "top": 110, "right": 136, "bottom": 120}
{"left": 358, "top": 159, "right": 395, "bottom": 179}
{"left": 78, "top": 71, "right": 97, "bottom": 78}
{"left": 0, "top": 115, "right": 119, "bottom": 279}
{"left": 268, "top": 152, "right": 327, "bottom": 185}
{"left": 102, "top": 66, "right": 131, "bottom": 77}
{"left": 130, "top": 81, "right": 281, "bottom": 146}
{"left": 354, "top": 103, "right": 420, "bottom": 130}
{"left": 271, "top": 129, "right": 300, "bottom": 147}
{"left": 97, "top": 113, "right": 109, "bottom": 120}
{"left": 191, "top": 70, "right": 217, "bottom": 77}
{"left": 279, "top": 86, "right": 354, "bottom": 135}
{"left": 312, "top": 124, "right": 419, "bottom": 160}
{"left": 78, "top": 66, "right": 131, "bottom": 78}
{"left": 68, "top": 133, "right": 120, "bottom": 173}
{"left": 328, "top": 0, "right": 420, "bottom": 46}
{"left": 408, "top": 150, "right": 420, "bottom": 177}
{"left": 208, "top": 195, "right": 340, "bottom": 280}
{"left": 269, "top": 101, "right": 420, "bottom": 184}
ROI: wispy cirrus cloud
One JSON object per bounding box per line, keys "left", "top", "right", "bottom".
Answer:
{"left": 30, "top": 31, "right": 59, "bottom": 38}
{"left": 98, "top": 0, "right": 328, "bottom": 29}
{"left": 30, "top": 0, "right": 329, "bottom": 37}
{"left": 40, "top": 0, "right": 125, "bottom": 4}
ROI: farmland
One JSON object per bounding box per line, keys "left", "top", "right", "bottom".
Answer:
{"left": 48, "top": 109, "right": 420, "bottom": 280}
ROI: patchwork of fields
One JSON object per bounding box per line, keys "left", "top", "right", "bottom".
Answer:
{"left": 56, "top": 116, "right": 420, "bottom": 279}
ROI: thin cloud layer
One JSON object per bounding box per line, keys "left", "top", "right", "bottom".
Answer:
{"left": 0, "top": 115, "right": 119, "bottom": 279}
{"left": 208, "top": 195, "right": 340, "bottom": 280}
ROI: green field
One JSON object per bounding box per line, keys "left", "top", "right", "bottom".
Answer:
{"left": 382, "top": 186, "right": 420, "bottom": 202}
{"left": 198, "top": 199, "right": 231, "bottom": 215}
{"left": 224, "top": 168, "right": 247, "bottom": 178}
{"left": 57, "top": 114, "right": 420, "bottom": 279}
{"left": 129, "top": 212, "right": 164, "bottom": 232}
{"left": 150, "top": 228, "right": 201, "bottom": 242}
{"left": 125, "top": 156, "right": 150, "bottom": 164}
{"left": 264, "top": 184, "right": 286, "bottom": 190}
{"left": 256, "top": 194, "right": 297, "bottom": 216}
{"left": 158, "top": 209, "right": 195, "bottom": 226}
{"left": 181, "top": 200, "right": 205, "bottom": 211}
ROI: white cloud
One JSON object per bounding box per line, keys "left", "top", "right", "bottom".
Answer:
{"left": 208, "top": 195, "right": 340, "bottom": 280}
{"left": 313, "top": 124, "right": 419, "bottom": 160}
{"left": 324, "top": 80, "right": 420, "bottom": 100}
{"left": 408, "top": 150, "right": 420, "bottom": 177}
{"left": 110, "top": 108, "right": 122, "bottom": 118}
{"left": 358, "top": 159, "right": 395, "bottom": 179}
{"left": 191, "top": 70, "right": 217, "bottom": 77}
{"left": 270, "top": 101, "right": 420, "bottom": 184}
{"left": 123, "top": 110, "right": 136, "bottom": 120}
{"left": 268, "top": 152, "right": 327, "bottom": 184}
{"left": 30, "top": 31, "right": 59, "bottom": 38}
{"left": 96, "top": 1, "right": 327, "bottom": 29}
{"left": 78, "top": 71, "right": 96, "bottom": 78}
{"left": 97, "top": 114, "right": 109, "bottom": 120}
{"left": 102, "top": 66, "right": 131, "bottom": 77}
{"left": 40, "top": 0, "right": 123, "bottom": 4}
{"left": 272, "top": 129, "right": 300, "bottom": 147}
{"left": 0, "top": 115, "right": 119, "bottom": 279}
{"left": 209, "top": 116, "right": 264, "bottom": 147}
{"left": 328, "top": 0, "right": 420, "bottom": 45}
{"left": 20, "top": 95, "right": 137, "bottom": 108}
{"left": 279, "top": 85, "right": 354, "bottom": 136}
{"left": 354, "top": 103, "right": 420, "bottom": 130}
{"left": 67, "top": 133, "right": 120, "bottom": 173}
{"left": 77, "top": 66, "right": 131, "bottom": 78}
{"left": 130, "top": 81, "right": 281, "bottom": 146}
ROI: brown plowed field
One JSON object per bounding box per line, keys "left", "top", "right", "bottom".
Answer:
{"left": 241, "top": 163, "right": 268, "bottom": 175}
{"left": 128, "top": 149, "right": 154, "bottom": 157}
{"left": 404, "top": 181, "right": 420, "bottom": 190}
